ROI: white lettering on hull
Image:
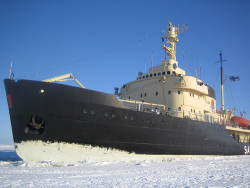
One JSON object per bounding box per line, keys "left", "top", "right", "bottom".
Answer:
{"left": 244, "top": 146, "right": 250, "bottom": 154}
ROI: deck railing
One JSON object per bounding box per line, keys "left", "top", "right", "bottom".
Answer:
{"left": 119, "top": 98, "right": 238, "bottom": 127}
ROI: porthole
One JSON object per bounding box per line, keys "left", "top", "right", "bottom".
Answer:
{"left": 91, "top": 110, "right": 95, "bottom": 115}
{"left": 84, "top": 110, "right": 87, "bottom": 114}
{"left": 147, "top": 119, "right": 150, "bottom": 122}
{"left": 187, "top": 143, "right": 189, "bottom": 146}
{"left": 171, "top": 142, "right": 173, "bottom": 145}
{"left": 125, "top": 116, "right": 128, "bottom": 119}
{"left": 161, "top": 120, "right": 164, "bottom": 124}
{"left": 179, "top": 142, "right": 181, "bottom": 145}
{"left": 131, "top": 116, "right": 133, "bottom": 120}
{"left": 112, "top": 114, "right": 116, "bottom": 117}
{"left": 105, "top": 113, "right": 109, "bottom": 117}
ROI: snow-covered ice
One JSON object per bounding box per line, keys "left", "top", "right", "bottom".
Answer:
{"left": 1, "top": 144, "right": 250, "bottom": 187}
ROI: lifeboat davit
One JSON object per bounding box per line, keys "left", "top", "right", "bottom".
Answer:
{"left": 231, "top": 116, "right": 250, "bottom": 129}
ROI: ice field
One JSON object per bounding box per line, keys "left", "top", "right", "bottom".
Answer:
{"left": 1, "top": 144, "right": 250, "bottom": 187}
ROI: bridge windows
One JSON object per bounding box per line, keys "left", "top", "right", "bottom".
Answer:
{"left": 137, "top": 70, "right": 174, "bottom": 80}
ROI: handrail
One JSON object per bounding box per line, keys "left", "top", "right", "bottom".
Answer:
{"left": 118, "top": 98, "right": 236, "bottom": 126}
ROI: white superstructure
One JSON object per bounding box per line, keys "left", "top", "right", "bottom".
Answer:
{"left": 119, "top": 19, "right": 219, "bottom": 123}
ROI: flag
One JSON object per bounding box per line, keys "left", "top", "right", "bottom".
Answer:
{"left": 229, "top": 76, "right": 240, "bottom": 82}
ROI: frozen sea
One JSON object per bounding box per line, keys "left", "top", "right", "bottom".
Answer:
{"left": 1, "top": 144, "right": 250, "bottom": 187}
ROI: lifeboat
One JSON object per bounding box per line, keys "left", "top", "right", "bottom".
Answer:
{"left": 231, "top": 116, "right": 250, "bottom": 129}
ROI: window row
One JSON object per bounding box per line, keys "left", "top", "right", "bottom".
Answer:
{"left": 140, "top": 90, "right": 181, "bottom": 97}
{"left": 137, "top": 71, "right": 176, "bottom": 80}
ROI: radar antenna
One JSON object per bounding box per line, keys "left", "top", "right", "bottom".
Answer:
{"left": 161, "top": 19, "right": 188, "bottom": 61}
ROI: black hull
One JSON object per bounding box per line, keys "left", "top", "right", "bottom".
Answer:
{"left": 4, "top": 79, "right": 250, "bottom": 159}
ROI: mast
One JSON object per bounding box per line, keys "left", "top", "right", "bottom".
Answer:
{"left": 161, "top": 19, "right": 188, "bottom": 67}
{"left": 9, "top": 61, "right": 13, "bottom": 79}
{"left": 219, "top": 51, "right": 226, "bottom": 111}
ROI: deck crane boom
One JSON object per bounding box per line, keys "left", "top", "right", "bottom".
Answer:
{"left": 43, "top": 73, "right": 85, "bottom": 89}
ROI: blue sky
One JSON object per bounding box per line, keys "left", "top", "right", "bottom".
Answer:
{"left": 1, "top": 0, "right": 250, "bottom": 144}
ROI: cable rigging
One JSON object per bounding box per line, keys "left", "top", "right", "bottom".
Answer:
{"left": 18, "top": 31, "right": 160, "bottom": 79}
